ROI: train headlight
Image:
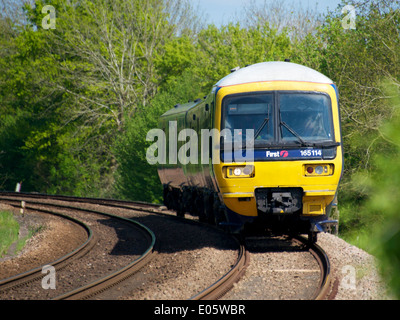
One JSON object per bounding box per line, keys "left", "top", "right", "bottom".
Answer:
{"left": 304, "top": 164, "right": 334, "bottom": 176}
{"left": 234, "top": 168, "right": 242, "bottom": 176}
{"left": 242, "top": 166, "right": 252, "bottom": 175}
{"left": 315, "top": 166, "right": 324, "bottom": 174}
{"left": 225, "top": 165, "right": 254, "bottom": 178}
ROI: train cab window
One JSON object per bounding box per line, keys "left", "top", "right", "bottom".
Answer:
{"left": 279, "top": 93, "right": 333, "bottom": 143}
{"left": 222, "top": 94, "right": 274, "bottom": 144}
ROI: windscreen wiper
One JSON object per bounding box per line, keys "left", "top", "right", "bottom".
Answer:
{"left": 311, "top": 141, "right": 341, "bottom": 148}
{"left": 280, "top": 121, "right": 307, "bottom": 146}
{"left": 254, "top": 117, "right": 269, "bottom": 140}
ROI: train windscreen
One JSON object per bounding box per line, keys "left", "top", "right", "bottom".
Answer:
{"left": 279, "top": 93, "right": 333, "bottom": 143}
{"left": 221, "top": 92, "right": 334, "bottom": 146}
{"left": 222, "top": 93, "right": 274, "bottom": 144}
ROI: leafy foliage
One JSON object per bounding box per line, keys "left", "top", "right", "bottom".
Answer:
{"left": 352, "top": 82, "right": 400, "bottom": 298}
{"left": 113, "top": 71, "right": 204, "bottom": 202}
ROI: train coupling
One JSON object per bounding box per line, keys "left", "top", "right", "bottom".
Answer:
{"left": 312, "top": 220, "right": 338, "bottom": 233}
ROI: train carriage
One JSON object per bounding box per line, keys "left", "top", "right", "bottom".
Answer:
{"left": 157, "top": 61, "right": 343, "bottom": 242}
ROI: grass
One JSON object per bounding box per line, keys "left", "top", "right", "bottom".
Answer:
{"left": 0, "top": 210, "right": 20, "bottom": 257}
{"left": 0, "top": 210, "right": 46, "bottom": 258}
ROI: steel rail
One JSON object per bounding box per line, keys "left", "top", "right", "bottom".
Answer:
{"left": 292, "top": 235, "right": 332, "bottom": 300}
{"left": 190, "top": 237, "right": 249, "bottom": 300}
{"left": 1, "top": 194, "right": 244, "bottom": 300}
{"left": 1, "top": 193, "right": 247, "bottom": 300}
{"left": 54, "top": 213, "right": 156, "bottom": 300}
{"left": 0, "top": 191, "right": 162, "bottom": 210}
{"left": 0, "top": 196, "right": 156, "bottom": 300}
{"left": 0, "top": 204, "right": 95, "bottom": 290}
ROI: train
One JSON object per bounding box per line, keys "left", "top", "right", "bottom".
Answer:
{"left": 156, "top": 61, "right": 343, "bottom": 243}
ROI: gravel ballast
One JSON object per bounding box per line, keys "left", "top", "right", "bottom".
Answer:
{"left": 223, "top": 233, "right": 393, "bottom": 300}
{"left": 317, "top": 232, "right": 394, "bottom": 300}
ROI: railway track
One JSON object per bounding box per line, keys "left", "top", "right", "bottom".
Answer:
{"left": 294, "top": 236, "right": 331, "bottom": 300}
{"left": 223, "top": 235, "right": 332, "bottom": 300}
{"left": 0, "top": 192, "right": 331, "bottom": 300}
{"left": 190, "top": 238, "right": 249, "bottom": 300}
{"left": 0, "top": 194, "right": 156, "bottom": 300}
{"left": 0, "top": 206, "right": 94, "bottom": 290}
{"left": 0, "top": 192, "right": 244, "bottom": 300}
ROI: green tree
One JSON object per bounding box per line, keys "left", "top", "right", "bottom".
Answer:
{"left": 0, "top": 11, "right": 67, "bottom": 192}
{"left": 156, "top": 22, "right": 293, "bottom": 94}
{"left": 113, "top": 71, "right": 203, "bottom": 202}
{"left": 1, "top": 0, "right": 198, "bottom": 196}
{"left": 354, "top": 81, "right": 400, "bottom": 298}
{"left": 193, "top": 23, "right": 293, "bottom": 92}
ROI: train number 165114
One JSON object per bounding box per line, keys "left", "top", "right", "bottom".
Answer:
{"left": 300, "top": 149, "right": 322, "bottom": 157}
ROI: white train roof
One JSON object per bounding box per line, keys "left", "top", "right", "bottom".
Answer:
{"left": 216, "top": 61, "right": 333, "bottom": 87}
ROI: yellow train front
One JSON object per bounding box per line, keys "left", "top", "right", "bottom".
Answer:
{"left": 158, "top": 61, "right": 343, "bottom": 242}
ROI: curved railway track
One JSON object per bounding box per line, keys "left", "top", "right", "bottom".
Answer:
{"left": 293, "top": 236, "right": 331, "bottom": 300}
{"left": 222, "top": 234, "right": 332, "bottom": 300}
{"left": 0, "top": 192, "right": 243, "bottom": 300}
{"left": 0, "top": 207, "right": 94, "bottom": 290}
{"left": 0, "top": 194, "right": 156, "bottom": 300}
{"left": 0, "top": 192, "right": 331, "bottom": 300}
{"left": 190, "top": 237, "right": 249, "bottom": 300}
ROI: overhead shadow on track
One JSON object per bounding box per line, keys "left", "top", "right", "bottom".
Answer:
{"left": 243, "top": 236, "right": 308, "bottom": 254}
{"left": 97, "top": 217, "right": 153, "bottom": 257}
{"left": 122, "top": 214, "right": 239, "bottom": 254}
{"left": 97, "top": 213, "right": 304, "bottom": 257}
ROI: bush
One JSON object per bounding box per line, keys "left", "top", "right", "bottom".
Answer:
{"left": 348, "top": 81, "right": 400, "bottom": 299}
